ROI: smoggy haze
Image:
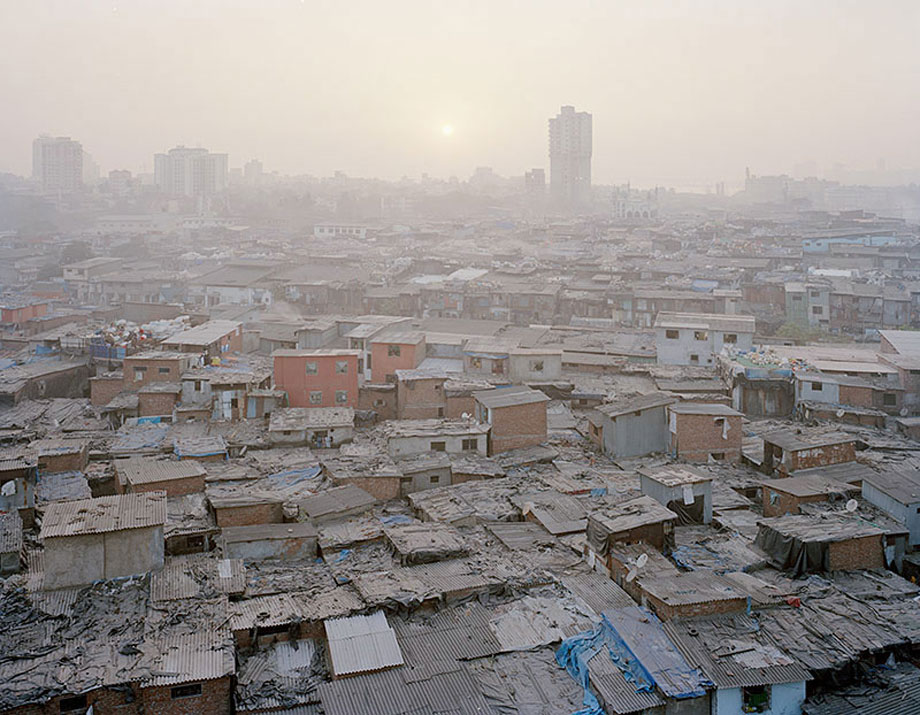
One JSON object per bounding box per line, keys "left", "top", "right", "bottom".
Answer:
{"left": 1, "top": 0, "right": 919, "bottom": 186}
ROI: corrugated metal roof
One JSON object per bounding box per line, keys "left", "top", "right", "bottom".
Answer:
{"left": 325, "top": 611, "right": 404, "bottom": 677}
{"left": 560, "top": 568, "right": 635, "bottom": 615}
{"left": 317, "top": 665, "right": 493, "bottom": 715}
{"left": 116, "top": 457, "right": 206, "bottom": 486}
{"left": 588, "top": 647, "right": 665, "bottom": 714}
{"left": 664, "top": 614, "right": 811, "bottom": 690}
{"left": 0, "top": 510, "right": 22, "bottom": 553}
{"left": 144, "top": 631, "right": 236, "bottom": 686}
{"left": 40, "top": 491, "right": 167, "bottom": 538}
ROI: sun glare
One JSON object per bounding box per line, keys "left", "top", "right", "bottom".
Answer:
{"left": 441, "top": 124, "right": 454, "bottom": 136}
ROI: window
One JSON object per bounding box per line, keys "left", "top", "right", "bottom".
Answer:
{"left": 310, "top": 391, "right": 323, "bottom": 404}
{"left": 769, "top": 490, "right": 779, "bottom": 505}
{"left": 792, "top": 295, "right": 802, "bottom": 302}
{"left": 158, "top": 367, "right": 171, "bottom": 374}
{"left": 462, "top": 438, "right": 478, "bottom": 450}
{"left": 134, "top": 367, "right": 146, "bottom": 381}
{"left": 373, "top": 399, "right": 386, "bottom": 407}
{"left": 430, "top": 441, "right": 446, "bottom": 452}
{"left": 388, "top": 344, "right": 401, "bottom": 357}
{"left": 810, "top": 290, "right": 821, "bottom": 298}
{"left": 283, "top": 430, "right": 292, "bottom": 436}
{"left": 231, "top": 398, "right": 239, "bottom": 409}
{"left": 724, "top": 333, "right": 737, "bottom": 344}
{"left": 335, "top": 360, "right": 348, "bottom": 374}
{"left": 437, "top": 407, "right": 444, "bottom": 417}
{"left": 194, "top": 380, "right": 202, "bottom": 391}
{"left": 665, "top": 329, "right": 679, "bottom": 340}
{"left": 430, "top": 475, "right": 440, "bottom": 485}
{"left": 812, "top": 306, "right": 823, "bottom": 315}
{"left": 690, "top": 354, "right": 699, "bottom": 364}
{"left": 470, "top": 357, "right": 482, "bottom": 369}
{"left": 59, "top": 694, "right": 88, "bottom": 713}
{"left": 305, "top": 361, "right": 318, "bottom": 375}
{"left": 911, "top": 370, "right": 920, "bottom": 376}
{"left": 884, "top": 393, "right": 897, "bottom": 406}
{"left": 335, "top": 390, "right": 348, "bottom": 404}
{"left": 693, "top": 331, "right": 708, "bottom": 341}
{"left": 710, "top": 452, "right": 725, "bottom": 461}
{"left": 741, "top": 685, "right": 770, "bottom": 713}
{"left": 171, "top": 683, "right": 202, "bottom": 700}
{"left": 811, "top": 381, "right": 823, "bottom": 391}
{"left": 530, "top": 360, "right": 544, "bottom": 372}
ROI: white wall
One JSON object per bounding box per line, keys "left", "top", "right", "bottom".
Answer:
{"left": 714, "top": 682, "right": 806, "bottom": 715}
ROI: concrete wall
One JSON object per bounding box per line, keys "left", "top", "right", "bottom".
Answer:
{"left": 862, "top": 481, "right": 920, "bottom": 547}
{"left": 714, "top": 681, "right": 806, "bottom": 715}
{"left": 43, "top": 525, "right": 163, "bottom": 589}
{"left": 223, "top": 534, "right": 317, "bottom": 561}
{"left": 370, "top": 339, "right": 424, "bottom": 383}
{"left": 508, "top": 352, "right": 562, "bottom": 383}
{"left": 640, "top": 474, "right": 712, "bottom": 523}
{"left": 273, "top": 353, "right": 358, "bottom": 408}
{"left": 656, "top": 327, "right": 753, "bottom": 366}
{"left": 797, "top": 378, "right": 839, "bottom": 404}
{"left": 600, "top": 406, "right": 669, "bottom": 458}
{"left": 387, "top": 432, "right": 486, "bottom": 458}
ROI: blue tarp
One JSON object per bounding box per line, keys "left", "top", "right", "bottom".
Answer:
{"left": 556, "top": 606, "right": 709, "bottom": 714}
{"left": 266, "top": 466, "right": 322, "bottom": 489}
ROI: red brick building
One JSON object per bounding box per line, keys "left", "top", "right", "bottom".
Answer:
{"left": 369, "top": 331, "right": 425, "bottom": 383}
{"left": 760, "top": 429, "right": 856, "bottom": 476}
{"left": 761, "top": 474, "right": 859, "bottom": 517}
{"left": 123, "top": 352, "right": 198, "bottom": 390}
{"left": 473, "top": 386, "right": 549, "bottom": 455}
{"left": 272, "top": 349, "right": 359, "bottom": 408}
{"left": 0, "top": 301, "right": 48, "bottom": 326}
{"left": 667, "top": 403, "right": 743, "bottom": 463}
{"left": 396, "top": 369, "right": 448, "bottom": 419}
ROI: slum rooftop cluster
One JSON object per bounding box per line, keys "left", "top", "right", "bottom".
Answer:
{"left": 1, "top": 208, "right": 920, "bottom": 713}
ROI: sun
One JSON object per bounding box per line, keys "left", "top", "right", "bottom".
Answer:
{"left": 441, "top": 124, "right": 454, "bottom": 137}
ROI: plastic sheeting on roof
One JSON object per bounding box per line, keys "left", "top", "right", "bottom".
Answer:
{"left": 556, "top": 605, "right": 709, "bottom": 714}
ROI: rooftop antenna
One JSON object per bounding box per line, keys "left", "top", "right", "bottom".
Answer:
{"left": 845, "top": 499, "right": 858, "bottom": 512}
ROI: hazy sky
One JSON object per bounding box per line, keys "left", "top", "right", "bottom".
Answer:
{"left": 1, "top": 0, "right": 918, "bottom": 188}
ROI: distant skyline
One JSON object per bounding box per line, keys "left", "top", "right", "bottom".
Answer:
{"left": 1, "top": 1, "right": 919, "bottom": 189}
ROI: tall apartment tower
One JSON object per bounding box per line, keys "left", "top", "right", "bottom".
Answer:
{"left": 153, "top": 146, "right": 229, "bottom": 197}
{"left": 32, "top": 136, "right": 83, "bottom": 194}
{"left": 549, "top": 106, "right": 592, "bottom": 206}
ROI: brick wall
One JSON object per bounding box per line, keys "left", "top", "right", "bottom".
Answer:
{"left": 786, "top": 442, "right": 855, "bottom": 472}
{"left": 671, "top": 413, "right": 742, "bottom": 463}
{"left": 397, "top": 378, "right": 446, "bottom": 420}
{"left": 214, "top": 502, "right": 283, "bottom": 527}
{"left": 358, "top": 385, "right": 397, "bottom": 421}
{"left": 331, "top": 475, "right": 398, "bottom": 501}
{"left": 828, "top": 534, "right": 885, "bottom": 571}
{"left": 38, "top": 449, "right": 87, "bottom": 474}
{"left": 138, "top": 391, "right": 179, "bottom": 417}
{"left": 642, "top": 591, "right": 748, "bottom": 621}
{"left": 761, "top": 490, "right": 835, "bottom": 517}
{"left": 123, "top": 356, "right": 188, "bottom": 389}
{"left": 138, "top": 677, "right": 231, "bottom": 715}
{"left": 90, "top": 376, "right": 124, "bottom": 406}
{"left": 446, "top": 395, "right": 476, "bottom": 418}
{"left": 132, "top": 475, "right": 206, "bottom": 498}
{"left": 489, "top": 401, "right": 547, "bottom": 455}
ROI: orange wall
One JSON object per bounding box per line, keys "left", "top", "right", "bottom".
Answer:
{"left": 274, "top": 353, "right": 358, "bottom": 408}
{"left": 370, "top": 340, "right": 424, "bottom": 383}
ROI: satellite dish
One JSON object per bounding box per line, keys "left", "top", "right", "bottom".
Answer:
{"left": 846, "top": 499, "right": 858, "bottom": 512}
{"left": 636, "top": 553, "right": 649, "bottom": 568}
{"left": 836, "top": 409, "right": 845, "bottom": 418}
{"left": 625, "top": 568, "right": 638, "bottom": 583}
{"left": 901, "top": 408, "right": 910, "bottom": 417}
{"left": 461, "top": 412, "right": 471, "bottom": 420}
